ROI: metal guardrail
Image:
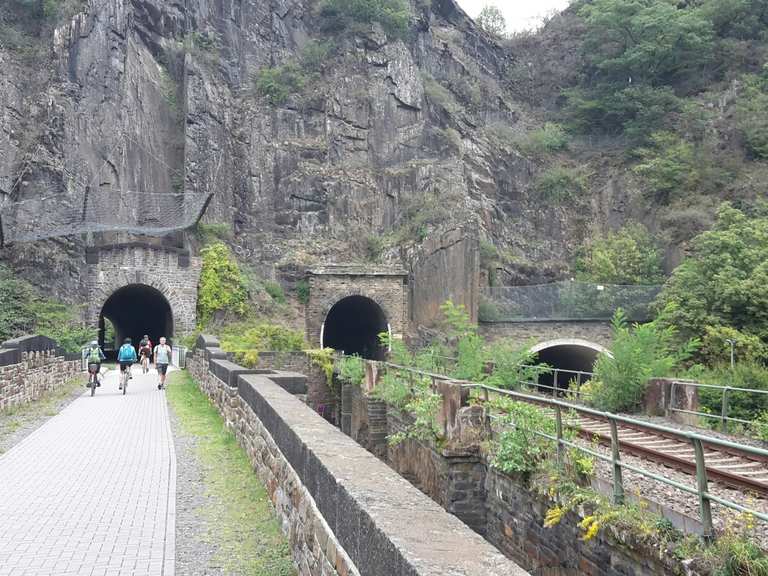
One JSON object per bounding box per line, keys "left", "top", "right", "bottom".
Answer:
{"left": 374, "top": 360, "right": 768, "bottom": 539}
{"left": 670, "top": 380, "right": 768, "bottom": 433}
{"left": 172, "top": 346, "right": 188, "bottom": 369}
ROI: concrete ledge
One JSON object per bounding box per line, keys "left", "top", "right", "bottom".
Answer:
{"left": 204, "top": 347, "right": 227, "bottom": 362}
{"left": 237, "top": 373, "right": 525, "bottom": 576}
{"left": 0, "top": 335, "right": 60, "bottom": 367}
{"left": 196, "top": 334, "right": 220, "bottom": 350}
{"left": 209, "top": 359, "right": 272, "bottom": 388}
{"left": 267, "top": 372, "right": 308, "bottom": 395}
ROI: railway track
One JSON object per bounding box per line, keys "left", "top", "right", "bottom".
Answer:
{"left": 571, "top": 412, "right": 768, "bottom": 497}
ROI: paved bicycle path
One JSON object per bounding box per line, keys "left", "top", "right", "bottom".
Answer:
{"left": 0, "top": 367, "right": 176, "bottom": 576}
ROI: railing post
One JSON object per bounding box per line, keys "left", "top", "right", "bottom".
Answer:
{"left": 555, "top": 404, "right": 564, "bottom": 469}
{"left": 553, "top": 369, "right": 559, "bottom": 396}
{"left": 721, "top": 387, "right": 730, "bottom": 433}
{"left": 691, "top": 437, "right": 714, "bottom": 541}
{"left": 609, "top": 418, "right": 624, "bottom": 505}
{"left": 668, "top": 381, "right": 677, "bottom": 418}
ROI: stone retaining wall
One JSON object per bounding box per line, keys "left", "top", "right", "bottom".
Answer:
{"left": 189, "top": 335, "right": 527, "bottom": 576}
{"left": 0, "top": 335, "right": 80, "bottom": 411}
{"left": 344, "top": 376, "right": 698, "bottom": 576}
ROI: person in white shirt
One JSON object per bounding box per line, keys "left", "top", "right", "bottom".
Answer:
{"left": 154, "top": 337, "right": 172, "bottom": 390}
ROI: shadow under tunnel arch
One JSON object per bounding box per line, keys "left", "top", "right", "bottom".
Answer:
{"left": 99, "top": 284, "right": 173, "bottom": 353}
{"left": 531, "top": 339, "right": 609, "bottom": 394}
{"left": 322, "top": 296, "right": 389, "bottom": 360}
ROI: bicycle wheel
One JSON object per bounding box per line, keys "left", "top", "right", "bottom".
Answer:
{"left": 90, "top": 374, "right": 96, "bottom": 396}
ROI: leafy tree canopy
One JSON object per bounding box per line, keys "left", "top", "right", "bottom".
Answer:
{"left": 656, "top": 204, "right": 768, "bottom": 351}
{"left": 575, "top": 223, "right": 664, "bottom": 285}
{"left": 317, "top": 0, "right": 410, "bottom": 39}
{"left": 476, "top": 5, "right": 507, "bottom": 38}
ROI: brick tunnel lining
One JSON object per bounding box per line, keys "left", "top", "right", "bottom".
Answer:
{"left": 535, "top": 344, "right": 599, "bottom": 391}
{"left": 323, "top": 296, "right": 388, "bottom": 360}
{"left": 100, "top": 283, "right": 173, "bottom": 352}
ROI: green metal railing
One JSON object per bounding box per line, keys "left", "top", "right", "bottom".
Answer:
{"left": 669, "top": 379, "right": 768, "bottom": 433}
{"left": 374, "top": 361, "right": 768, "bottom": 540}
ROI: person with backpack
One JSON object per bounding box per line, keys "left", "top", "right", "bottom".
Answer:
{"left": 86, "top": 340, "right": 106, "bottom": 387}
{"left": 153, "top": 337, "right": 172, "bottom": 390}
{"left": 117, "top": 338, "right": 137, "bottom": 390}
{"left": 138, "top": 334, "right": 153, "bottom": 373}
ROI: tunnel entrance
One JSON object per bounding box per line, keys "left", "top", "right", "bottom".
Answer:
{"left": 99, "top": 284, "right": 173, "bottom": 354}
{"left": 322, "top": 296, "right": 389, "bottom": 360}
{"left": 531, "top": 339, "right": 609, "bottom": 394}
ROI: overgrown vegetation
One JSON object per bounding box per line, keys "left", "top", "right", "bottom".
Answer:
{"left": 534, "top": 165, "right": 585, "bottom": 202}
{"left": 0, "top": 265, "right": 93, "bottom": 352}
{"left": 575, "top": 223, "right": 664, "bottom": 285}
{"left": 316, "top": 0, "right": 410, "bottom": 39}
{"left": 586, "top": 309, "right": 698, "bottom": 413}
{"left": 337, "top": 354, "right": 365, "bottom": 387}
{"left": 166, "top": 371, "right": 295, "bottom": 575}
{"left": 254, "top": 40, "right": 334, "bottom": 105}
{"left": 197, "top": 242, "right": 249, "bottom": 329}
{"left": 220, "top": 322, "right": 305, "bottom": 368}
{"left": 656, "top": 204, "right": 768, "bottom": 361}
{"left": 517, "top": 122, "right": 569, "bottom": 156}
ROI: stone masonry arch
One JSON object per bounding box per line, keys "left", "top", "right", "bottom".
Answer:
{"left": 306, "top": 266, "right": 407, "bottom": 354}
{"left": 85, "top": 242, "right": 201, "bottom": 338}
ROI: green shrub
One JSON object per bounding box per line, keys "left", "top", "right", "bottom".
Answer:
{"left": 692, "top": 362, "right": 768, "bottom": 424}
{"left": 534, "top": 165, "right": 585, "bottom": 202}
{"left": 701, "top": 326, "right": 767, "bottom": 365}
{"left": 296, "top": 279, "right": 310, "bottom": 305}
{"left": 254, "top": 62, "right": 307, "bottom": 105}
{"left": 422, "top": 75, "right": 460, "bottom": 114}
{"left": 220, "top": 322, "right": 305, "bottom": 367}
{"left": 478, "top": 299, "right": 501, "bottom": 322}
{"left": 576, "top": 223, "right": 664, "bottom": 285}
{"left": 589, "top": 310, "right": 698, "bottom": 413}
{"left": 194, "top": 222, "right": 232, "bottom": 245}
{"left": 0, "top": 265, "right": 91, "bottom": 352}
{"left": 475, "top": 5, "right": 506, "bottom": 38}
{"left": 518, "top": 123, "right": 569, "bottom": 155}
{"left": 317, "top": 0, "right": 410, "bottom": 39}
{"left": 197, "top": 242, "right": 249, "bottom": 328}
{"left": 633, "top": 132, "right": 700, "bottom": 202}
{"left": 656, "top": 204, "right": 768, "bottom": 347}
{"left": 299, "top": 40, "right": 335, "bottom": 72}
{"left": 263, "top": 281, "right": 286, "bottom": 304}
{"left": 490, "top": 399, "right": 556, "bottom": 476}
{"left": 337, "top": 354, "right": 365, "bottom": 387}
{"left": 735, "top": 75, "right": 768, "bottom": 159}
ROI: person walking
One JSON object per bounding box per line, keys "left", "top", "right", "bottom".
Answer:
{"left": 138, "top": 335, "right": 152, "bottom": 373}
{"left": 153, "top": 337, "right": 172, "bottom": 390}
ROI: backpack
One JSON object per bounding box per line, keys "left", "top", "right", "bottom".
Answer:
{"left": 118, "top": 344, "right": 134, "bottom": 361}
{"left": 88, "top": 347, "right": 101, "bottom": 362}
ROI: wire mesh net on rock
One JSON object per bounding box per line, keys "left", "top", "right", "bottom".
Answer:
{"left": 0, "top": 188, "right": 213, "bottom": 245}
{"left": 481, "top": 281, "right": 662, "bottom": 322}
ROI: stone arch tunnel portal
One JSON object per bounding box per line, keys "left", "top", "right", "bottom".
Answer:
{"left": 99, "top": 284, "right": 173, "bottom": 352}
{"left": 530, "top": 339, "right": 610, "bottom": 393}
{"left": 321, "top": 296, "right": 389, "bottom": 360}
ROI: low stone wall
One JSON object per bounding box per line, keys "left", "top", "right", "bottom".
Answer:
{"left": 486, "top": 470, "right": 687, "bottom": 576}
{"left": 0, "top": 335, "right": 80, "bottom": 411}
{"left": 190, "top": 336, "right": 527, "bottom": 576}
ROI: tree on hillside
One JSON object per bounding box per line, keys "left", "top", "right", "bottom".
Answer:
{"left": 575, "top": 223, "right": 664, "bottom": 285}
{"left": 476, "top": 5, "right": 506, "bottom": 38}
{"left": 656, "top": 203, "right": 768, "bottom": 358}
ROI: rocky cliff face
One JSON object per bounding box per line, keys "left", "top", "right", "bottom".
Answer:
{"left": 0, "top": 0, "right": 598, "bottom": 302}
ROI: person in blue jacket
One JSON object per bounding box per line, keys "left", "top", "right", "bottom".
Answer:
{"left": 117, "top": 338, "right": 137, "bottom": 389}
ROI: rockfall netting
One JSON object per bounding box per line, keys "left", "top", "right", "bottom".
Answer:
{"left": 0, "top": 188, "right": 213, "bottom": 245}
{"left": 481, "top": 281, "right": 662, "bottom": 322}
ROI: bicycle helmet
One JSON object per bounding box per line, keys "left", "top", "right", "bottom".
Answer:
{"left": 124, "top": 337, "right": 132, "bottom": 344}
{"left": 91, "top": 340, "right": 98, "bottom": 346}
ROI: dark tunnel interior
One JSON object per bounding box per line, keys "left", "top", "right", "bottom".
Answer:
{"left": 535, "top": 344, "right": 601, "bottom": 394}
{"left": 323, "top": 296, "right": 388, "bottom": 360}
{"left": 99, "top": 284, "right": 173, "bottom": 355}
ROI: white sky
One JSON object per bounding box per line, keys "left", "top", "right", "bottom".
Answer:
{"left": 456, "top": 0, "right": 571, "bottom": 32}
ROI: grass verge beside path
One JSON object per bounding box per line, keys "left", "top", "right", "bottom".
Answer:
{"left": 165, "top": 370, "right": 295, "bottom": 576}
{"left": 0, "top": 374, "right": 85, "bottom": 455}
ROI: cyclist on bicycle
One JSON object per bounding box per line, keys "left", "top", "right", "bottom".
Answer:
{"left": 117, "top": 338, "right": 137, "bottom": 390}
{"left": 139, "top": 335, "right": 152, "bottom": 372}
{"left": 154, "top": 337, "right": 172, "bottom": 390}
{"left": 86, "top": 340, "right": 105, "bottom": 387}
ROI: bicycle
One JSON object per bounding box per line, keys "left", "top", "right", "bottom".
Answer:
{"left": 120, "top": 363, "right": 132, "bottom": 395}
{"left": 140, "top": 350, "right": 150, "bottom": 374}
{"left": 87, "top": 363, "right": 100, "bottom": 397}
